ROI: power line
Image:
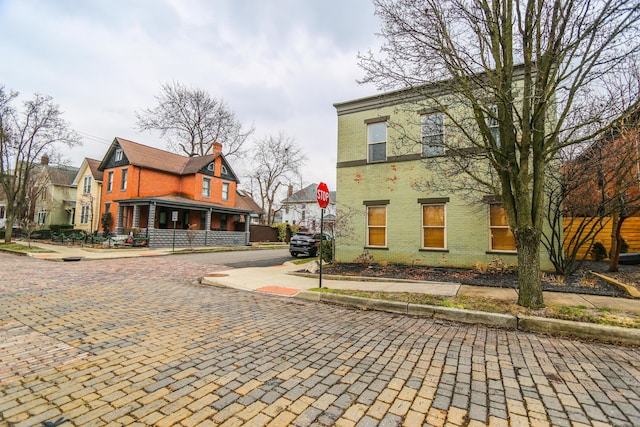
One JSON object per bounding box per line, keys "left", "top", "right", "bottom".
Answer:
{"left": 77, "top": 130, "right": 111, "bottom": 145}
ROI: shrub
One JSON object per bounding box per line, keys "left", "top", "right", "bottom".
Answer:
{"left": 30, "top": 229, "right": 52, "bottom": 240}
{"left": 320, "top": 240, "right": 333, "bottom": 263}
{"left": 354, "top": 249, "right": 374, "bottom": 268}
{"left": 591, "top": 242, "right": 607, "bottom": 261}
{"left": 485, "top": 258, "right": 517, "bottom": 274}
{"left": 101, "top": 213, "right": 113, "bottom": 235}
{"left": 272, "top": 223, "right": 300, "bottom": 242}
{"left": 621, "top": 237, "right": 629, "bottom": 254}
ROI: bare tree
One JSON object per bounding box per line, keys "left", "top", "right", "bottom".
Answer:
{"left": 248, "top": 133, "right": 307, "bottom": 225}
{"left": 544, "top": 122, "right": 640, "bottom": 275}
{"left": 136, "top": 81, "right": 254, "bottom": 159}
{"left": 0, "top": 86, "right": 80, "bottom": 243}
{"left": 359, "top": 0, "right": 640, "bottom": 308}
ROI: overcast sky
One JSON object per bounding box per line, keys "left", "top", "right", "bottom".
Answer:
{"left": 0, "top": 0, "right": 383, "bottom": 192}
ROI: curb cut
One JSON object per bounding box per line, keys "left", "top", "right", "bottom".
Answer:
{"left": 591, "top": 271, "right": 640, "bottom": 299}
{"left": 295, "top": 292, "right": 639, "bottom": 346}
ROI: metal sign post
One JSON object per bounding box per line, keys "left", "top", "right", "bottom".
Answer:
{"left": 319, "top": 208, "right": 324, "bottom": 288}
{"left": 316, "top": 182, "right": 330, "bottom": 289}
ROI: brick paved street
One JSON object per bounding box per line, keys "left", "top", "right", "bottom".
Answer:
{"left": 1, "top": 253, "right": 639, "bottom": 426}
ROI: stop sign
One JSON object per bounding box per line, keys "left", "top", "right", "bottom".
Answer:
{"left": 316, "top": 182, "right": 330, "bottom": 209}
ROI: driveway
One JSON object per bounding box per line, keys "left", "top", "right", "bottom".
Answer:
{"left": 1, "top": 253, "right": 639, "bottom": 426}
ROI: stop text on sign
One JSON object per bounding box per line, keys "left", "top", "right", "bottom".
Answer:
{"left": 316, "top": 182, "right": 330, "bottom": 209}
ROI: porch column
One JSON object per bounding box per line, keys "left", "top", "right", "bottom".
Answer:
{"left": 132, "top": 205, "right": 140, "bottom": 229}
{"left": 116, "top": 205, "right": 124, "bottom": 234}
{"left": 205, "top": 209, "right": 212, "bottom": 246}
{"left": 147, "top": 202, "right": 156, "bottom": 229}
{"left": 244, "top": 214, "right": 250, "bottom": 245}
{"left": 206, "top": 209, "right": 212, "bottom": 230}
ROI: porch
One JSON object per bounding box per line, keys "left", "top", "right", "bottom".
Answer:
{"left": 112, "top": 196, "right": 252, "bottom": 249}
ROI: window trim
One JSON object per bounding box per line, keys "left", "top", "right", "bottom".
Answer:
{"left": 421, "top": 203, "right": 446, "bottom": 250}
{"left": 83, "top": 175, "right": 92, "bottom": 194}
{"left": 421, "top": 112, "right": 445, "bottom": 157}
{"left": 202, "top": 177, "right": 211, "bottom": 198}
{"left": 120, "top": 168, "right": 128, "bottom": 191}
{"left": 366, "top": 120, "right": 387, "bottom": 163}
{"left": 107, "top": 171, "right": 114, "bottom": 193}
{"left": 80, "top": 205, "right": 90, "bottom": 224}
{"left": 222, "top": 182, "right": 230, "bottom": 201}
{"left": 366, "top": 205, "right": 387, "bottom": 248}
{"left": 488, "top": 204, "right": 516, "bottom": 252}
{"left": 115, "top": 148, "right": 124, "bottom": 162}
{"left": 487, "top": 104, "right": 500, "bottom": 147}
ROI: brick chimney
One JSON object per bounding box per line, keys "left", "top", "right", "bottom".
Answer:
{"left": 287, "top": 184, "right": 293, "bottom": 197}
{"left": 212, "top": 142, "right": 223, "bottom": 156}
{"left": 40, "top": 155, "right": 49, "bottom": 165}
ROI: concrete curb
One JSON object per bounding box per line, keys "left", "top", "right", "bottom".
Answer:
{"left": 298, "top": 291, "right": 518, "bottom": 329}
{"left": 517, "top": 315, "right": 640, "bottom": 346}
{"left": 296, "top": 291, "right": 639, "bottom": 346}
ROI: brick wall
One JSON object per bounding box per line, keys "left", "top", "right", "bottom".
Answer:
{"left": 148, "top": 229, "right": 249, "bottom": 249}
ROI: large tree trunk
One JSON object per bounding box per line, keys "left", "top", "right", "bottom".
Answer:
{"left": 4, "top": 211, "right": 14, "bottom": 243}
{"left": 515, "top": 227, "right": 544, "bottom": 308}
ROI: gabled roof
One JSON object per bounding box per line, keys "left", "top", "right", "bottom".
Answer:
{"left": 282, "top": 183, "right": 336, "bottom": 204}
{"left": 42, "top": 164, "right": 79, "bottom": 187}
{"left": 72, "top": 158, "right": 104, "bottom": 186}
{"left": 86, "top": 158, "right": 104, "bottom": 182}
{"left": 236, "top": 190, "right": 263, "bottom": 215}
{"left": 98, "top": 137, "right": 220, "bottom": 176}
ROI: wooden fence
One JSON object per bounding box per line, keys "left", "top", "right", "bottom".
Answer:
{"left": 249, "top": 224, "right": 279, "bottom": 242}
{"left": 563, "top": 217, "right": 640, "bottom": 259}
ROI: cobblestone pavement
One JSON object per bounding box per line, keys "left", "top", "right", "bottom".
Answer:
{"left": 1, "top": 253, "right": 639, "bottom": 427}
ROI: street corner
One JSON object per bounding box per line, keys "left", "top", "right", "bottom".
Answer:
{"left": 256, "top": 285, "right": 301, "bottom": 296}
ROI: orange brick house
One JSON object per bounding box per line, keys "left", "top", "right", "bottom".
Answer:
{"left": 98, "top": 137, "right": 255, "bottom": 248}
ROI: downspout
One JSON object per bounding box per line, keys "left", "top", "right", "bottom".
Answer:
{"left": 95, "top": 183, "right": 102, "bottom": 234}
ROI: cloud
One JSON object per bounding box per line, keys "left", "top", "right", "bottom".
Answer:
{"left": 0, "top": 0, "right": 382, "bottom": 191}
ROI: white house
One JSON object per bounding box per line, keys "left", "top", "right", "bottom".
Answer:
{"left": 281, "top": 183, "right": 336, "bottom": 232}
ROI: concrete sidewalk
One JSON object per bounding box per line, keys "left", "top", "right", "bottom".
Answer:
{"left": 10, "top": 240, "right": 174, "bottom": 260}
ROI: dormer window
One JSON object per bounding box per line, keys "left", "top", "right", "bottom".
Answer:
{"left": 115, "top": 149, "right": 124, "bottom": 162}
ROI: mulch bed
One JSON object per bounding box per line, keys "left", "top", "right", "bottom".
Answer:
{"left": 322, "top": 261, "right": 638, "bottom": 298}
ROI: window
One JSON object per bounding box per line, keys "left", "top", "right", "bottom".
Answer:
{"left": 83, "top": 176, "right": 92, "bottom": 194}
{"left": 115, "top": 149, "right": 123, "bottom": 161}
{"left": 422, "top": 204, "right": 446, "bottom": 249}
{"left": 80, "top": 205, "right": 90, "bottom": 224}
{"left": 120, "top": 168, "right": 128, "bottom": 191}
{"left": 107, "top": 171, "right": 114, "bottom": 192}
{"left": 220, "top": 213, "right": 228, "bottom": 231}
{"left": 202, "top": 177, "right": 211, "bottom": 198}
{"left": 37, "top": 210, "right": 47, "bottom": 225}
{"left": 0, "top": 205, "right": 5, "bottom": 219}
{"left": 301, "top": 207, "right": 306, "bottom": 222}
{"left": 487, "top": 104, "right": 500, "bottom": 146}
{"left": 222, "top": 182, "right": 230, "bottom": 201}
{"left": 489, "top": 205, "right": 516, "bottom": 251}
{"left": 367, "top": 206, "right": 387, "bottom": 247}
{"left": 367, "top": 122, "right": 387, "bottom": 163}
{"left": 207, "top": 162, "right": 215, "bottom": 172}
{"left": 221, "top": 165, "right": 228, "bottom": 175}
{"left": 421, "top": 113, "right": 444, "bottom": 157}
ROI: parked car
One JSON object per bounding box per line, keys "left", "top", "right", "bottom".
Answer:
{"left": 289, "top": 232, "right": 331, "bottom": 257}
